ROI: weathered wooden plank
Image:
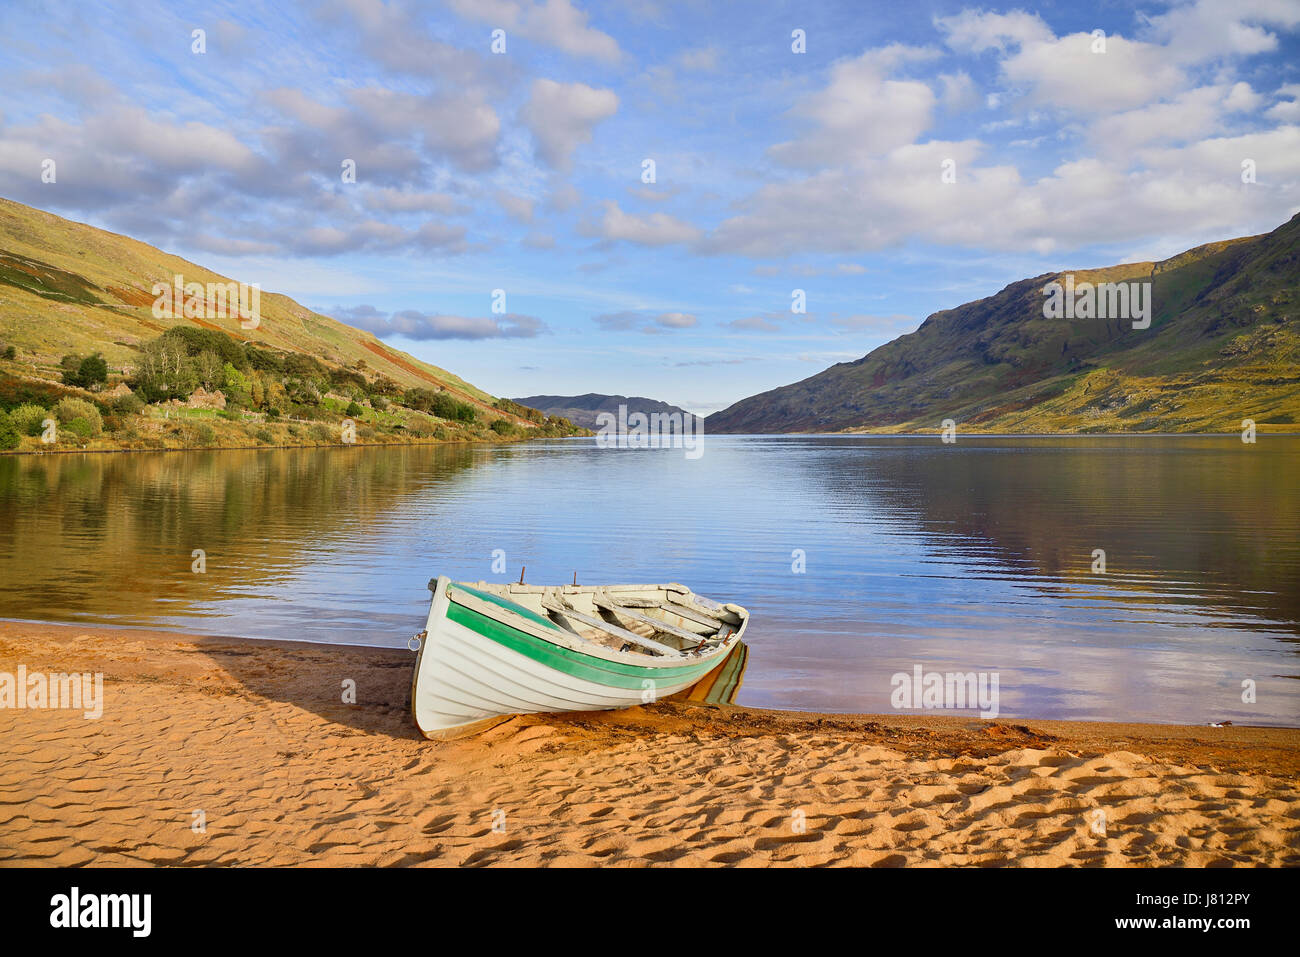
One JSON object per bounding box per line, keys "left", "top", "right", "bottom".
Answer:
{"left": 592, "top": 593, "right": 713, "bottom": 645}
{"left": 540, "top": 595, "right": 679, "bottom": 657}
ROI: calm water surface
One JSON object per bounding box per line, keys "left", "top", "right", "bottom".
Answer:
{"left": 1, "top": 435, "right": 1297, "bottom": 725}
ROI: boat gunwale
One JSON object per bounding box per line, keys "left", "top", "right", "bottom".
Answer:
{"left": 444, "top": 601, "right": 729, "bottom": 684}
{"left": 445, "top": 580, "right": 748, "bottom": 671}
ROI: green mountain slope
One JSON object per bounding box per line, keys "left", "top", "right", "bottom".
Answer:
{"left": 0, "top": 196, "right": 501, "bottom": 415}
{"left": 707, "top": 214, "right": 1300, "bottom": 434}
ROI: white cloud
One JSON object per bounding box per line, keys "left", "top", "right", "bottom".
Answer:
{"left": 520, "top": 79, "right": 618, "bottom": 169}
{"left": 706, "top": 4, "right": 1300, "bottom": 260}
{"left": 592, "top": 310, "right": 697, "bottom": 333}
{"left": 938, "top": 71, "right": 979, "bottom": 112}
{"left": 1144, "top": 0, "right": 1300, "bottom": 64}
{"left": 1090, "top": 84, "right": 1259, "bottom": 154}
{"left": 769, "top": 45, "right": 939, "bottom": 167}
{"left": 1266, "top": 83, "right": 1300, "bottom": 121}
{"left": 265, "top": 85, "right": 501, "bottom": 174}
{"left": 588, "top": 201, "right": 701, "bottom": 245}
{"left": 496, "top": 190, "right": 535, "bottom": 222}
{"left": 935, "top": 9, "right": 1053, "bottom": 53}
{"left": 724, "top": 315, "right": 783, "bottom": 333}
{"left": 362, "top": 187, "right": 460, "bottom": 214}
{"left": 446, "top": 0, "right": 621, "bottom": 62}
{"left": 707, "top": 119, "right": 1300, "bottom": 258}
{"left": 351, "top": 87, "right": 501, "bottom": 172}
{"left": 341, "top": 306, "right": 548, "bottom": 339}
{"left": 331, "top": 0, "right": 498, "bottom": 88}
{"left": 1001, "top": 32, "right": 1187, "bottom": 114}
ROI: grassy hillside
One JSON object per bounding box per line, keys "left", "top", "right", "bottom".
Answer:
{"left": 707, "top": 214, "right": 1300, "bottom": 434}
{"left": 0, "top": 197, "right": 582, "bottom": 452}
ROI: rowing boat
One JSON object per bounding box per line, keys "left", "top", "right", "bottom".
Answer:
{"left": 410, "top": 576, "right": 750, "bottom": 739}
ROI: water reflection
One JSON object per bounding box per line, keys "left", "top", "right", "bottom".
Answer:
{"left": 0, "top": 436, "right": 1296, "bottom": 725}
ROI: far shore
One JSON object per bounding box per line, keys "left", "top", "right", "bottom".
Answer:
{"left": 2, "top": 620, "right": 1297, "bottom": 866}
{"left": 5, "top": 429, "right": 1298, "bottom": 456}
{"left": 0, "top": 433, "right": 546, "bottom": 456}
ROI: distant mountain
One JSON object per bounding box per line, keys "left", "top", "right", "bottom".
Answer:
{"left": 707, "top": 213, "right": 1300, "bottom": 434}
{"left": 511, "top": 393, "right": 698, "bottom": 430}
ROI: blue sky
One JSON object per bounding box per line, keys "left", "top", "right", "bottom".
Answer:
{"left": 1, "top": 0, "right": 1297, "bottom": 413}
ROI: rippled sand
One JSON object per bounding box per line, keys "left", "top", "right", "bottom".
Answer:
{"left": 1, "top": 622, "right": 1297, "bottom": 867}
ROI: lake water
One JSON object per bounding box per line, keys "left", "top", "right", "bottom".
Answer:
{"left": 1, "top": 435, "right": 1297, "bottom": 725}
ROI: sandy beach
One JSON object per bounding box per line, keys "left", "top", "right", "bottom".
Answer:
{"left": 1, "top": 620, "right": 1297, "bottom": 867}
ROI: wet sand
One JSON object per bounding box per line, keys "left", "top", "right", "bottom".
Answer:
{"left": 1, "top": 621, "right": 1297, "bottom": 867}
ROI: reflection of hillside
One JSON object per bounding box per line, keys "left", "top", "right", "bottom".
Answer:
{"left": 809, "top": 437, "right": 1300, "bottom": 632}
{"left": 0, "top": 445, "right": 482, "bottom": 623}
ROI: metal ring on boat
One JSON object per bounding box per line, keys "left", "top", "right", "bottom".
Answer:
{"left": 408, "top": 631, "right": 425, "bottom": 652}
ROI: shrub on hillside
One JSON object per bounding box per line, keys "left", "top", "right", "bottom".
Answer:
{"left": 493, "top": 398, "right": 543, "bottom": 423}
{"left": 345, "top": 400, "right": 364, "bottom": 417}
{"left": 0, "top": 374, "right": 66, "bottom": 411}
{"left": 330, "top": 368, "right": 367, "bottom": 392}
{"left": 308, "top": 423, "right": 333, "bottom": 443}
{"left": 60, "top": 353, "right": 108, "bottom": 390}
{"left": 403, "top": 387, "right": 437, "bottom": 412}
{"left": 163, "top": 327, "right": 246, "bottom": 368}
{"left": 286, "top": 378, "right": 322, "bottom": 405}
{"left": 109, "top": 392, "right": 145, "bottom": 415}
{"left": 54, "top": 397, "right": 103, "bottom": 436}
{"left": 64, "top": 417, "right": 94, "bottom": 440}
{"left": 367, "top": 375, "right": 401, "bottom": 397}
{"left": 243, "top": 343, "right": 283, "bottom": 373}
{"left": 9, "top": 403, "right": 49, "bottom": 436}
{"left": 133, "top": 337, "right": 196, "bottom": 402}
{"left": 284, "top": 353, "right": 329, "bottom": 381}
{"left": 223, "top": 362, "right": 251, "bottom": 405}
{"left": 489, "top": 418, "right": 516, "bottom": 435}
{"left": 0, "top": 411, "right": 19, "bottom": 450}
{"left": 428, "top": 392, "right": 477, "bottom": 422}
{"left": 193, "top": 350, "right": 224, "bottom": 391}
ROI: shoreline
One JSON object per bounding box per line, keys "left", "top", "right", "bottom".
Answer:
{"left": 0, "top": 424, "right": 593, "bottom": 457}
{"left": 4, "top": 617, "right": 1297, "bottom": 733}
{"left": 2, "top": 620, "right": 1297, "bottom": 866}
{"left": 0, "top": 435, "right": 533, "bottom": 456}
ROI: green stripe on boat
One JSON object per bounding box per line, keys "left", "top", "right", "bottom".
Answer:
{"left": 446, "top": 599, "right": 717, "bottom": 689}
{"left": 450, "top": 583, "right": 563, "bottom": 631}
